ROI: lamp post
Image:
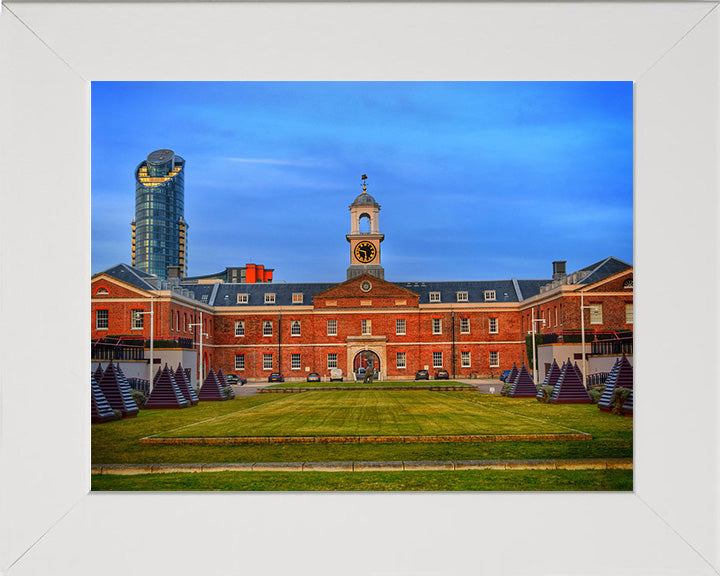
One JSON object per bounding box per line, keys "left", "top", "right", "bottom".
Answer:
{"left": 134, "top": 298, "right": 154, "bottom": 391}
{"left": 579, "top": 291, "right": 594, "bottom": 390}
{"left": 189, "top": 311, "right": 205, "bottom": 388}
{"left": 531, "top": 307, "right": 546, "bottom": 386}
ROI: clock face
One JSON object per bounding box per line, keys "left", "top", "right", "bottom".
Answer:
{"left": 354, "top": 241, "right": 377, "bottom": 263}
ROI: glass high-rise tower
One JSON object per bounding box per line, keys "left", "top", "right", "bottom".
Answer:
{"left": 131, "top": 149, "right": 188, "bottom": 279}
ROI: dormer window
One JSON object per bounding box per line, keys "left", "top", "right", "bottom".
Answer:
{"left": 456, "top": 291, "right": 468, "bottom": 302}
{"left": 265, "top": 293, "right": 276, "bottom": 304}
{"left": 484, "top": 290, "right": 496, "bottom": 301}
{"left": 237, "top": 294, "right": 249, "bottom": 304}
{"left": 429, "top": 292, "right": 441, "bottom": 302}
{"left": 292, "top": 293, "right": 304, "bottom": 304}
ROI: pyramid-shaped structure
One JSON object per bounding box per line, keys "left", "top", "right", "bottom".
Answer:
{"left": 153, "top": 365, "right": 163, "bottom": 385}
{"left": 549, "top": 358, "right": 591, "bottom": 404}
{"left": 621, "top": 390, "right": 633, "bottom": 416}
{"left": 98, "top": 361, "right": 139, "bottom": 418}
{"left": 536, "top": 359, "right": 562, "bottom": 401}
{"left": 198, "top": 367, "right": 227, "bottom": 401}
{"left": 508, "top": 364, "right": 537, "bottom": 398}
{"left": 175, "top": 363, "right": 199, "bottom": 405}
{"left": 145, "top": 364, "right": 190, "bottom": 409}
{"left": 91, "top": 373, "right": 116, "bottom": 423}
{"left": 598, "top": 356, "right": 633, "bottom": 413}
{"left": 94, "top": 363, "right": 104, "bottom": 383}
{"left": 217, "top": 368, "right": 235, "bottom": 399}
{"left": 506, "top": 363, "right": 518, "bottom": 386}
{"left": 573, "top": 362, "right": 584, "bottom": 383}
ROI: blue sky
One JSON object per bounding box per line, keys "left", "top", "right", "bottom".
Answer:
{"left": 92, "top": 81, "right": 633, "bottom": 282}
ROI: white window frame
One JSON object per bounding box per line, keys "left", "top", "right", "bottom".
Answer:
{"left": 263, "top": 353, "right": 273, "bottom": 370}
{"left": 237, "top": 293, "right": 249, "bottom": 304}
{"left": 235, "top": 354, "right": 245, "bottom": 371}
{"left": 625, "top": 303, "right": 633, "bottom": 324}
{"left": 589, "top": 304, "right": 603, "bottom": 325}
{"left": 432, "top": 318, "right": 442, "bottom": 335}
{"left": 489, "top": 317, "right": 498, "bottom": 334}
{"left": 234, "top": 320, "right": 245, "bottom": 337}
{"left": 96, "top": 309, "right": 108, "bottom": 330}
{"left": 327, "top": 319, "right": 337, "bottom": 336}
{"left": 291, "top": 353, "right": 301, "bottom": 371}
{"left": 131, "top": 309, "right": 144, "bottom": 330}
{"left": 461, "top": 351, "right": 471, "bottom": 368}
{"left": 396, "top": 318, "right": 406, "bottom": 335}
{"left": 432, "top": 351, "right": 443, "bottom": 369}
{"left": 291, "top": 320, "right": 301, "bottom": 337}
{"left": 327, "top": 353, "right": 338, "bottom": 369}
{"left": 292, "top": 293, "right": 304, "bottom": 304}
{"left": 484, "top": 290, "right": 496, "bottom": 302}
{"left": 264, "top": 293, "right": 276, "bottom": 304}
{"left": 460, "top": 317, "right": 470, "bottom": 334}
{"left": 456, "top": 291, "right": 468, "bottom": 302}
{"left": 489, "top": 351, "right": 499, "bottom": 368}
{"left": 396, "top": 352, "right": 407, "bottom": 369}
{"left": 361, "top": 319, "right": 372, "bottom": 335}
{"left": 263, "top": 320, "right": 273, "bottom": 337}
{"left": 429, "top": 291, "right": 441, "bottom": 302}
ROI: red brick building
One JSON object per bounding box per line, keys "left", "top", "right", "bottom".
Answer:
{"left": 91, "top": 190, "right": 633, "bottom": 384}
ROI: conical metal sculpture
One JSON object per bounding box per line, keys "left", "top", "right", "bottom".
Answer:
{"left": 145, "top": 364, "right": 190, "bottom": 409}
{"left": 198, "top": 367, "right": 228, "bottom": 401}
{"left": 598, "top": 356, "right": 633, "bottom": 413}
{"left": 98, "top": 361, "right": 139, "bottom": 418}
{"left": 216, "top": 367, "right": 234, "bottom": 399}
{"left": 549, "top": 358, "right": 591, "bottom": 404}
{"left": 174, "top": 363, "right": 199, "bottom": 405}
{"left": 536, "top": 359, "right": 562, "bottom": 401}
{"left": 508, "top": 363, "right": 537, "bottom": 397}
{"left": 91, "top": 373, "right": 115, "bottom": 423}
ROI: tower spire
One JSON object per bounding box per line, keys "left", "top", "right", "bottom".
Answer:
{"left": 361, "top": 174, "right": 367, "bottom": 194}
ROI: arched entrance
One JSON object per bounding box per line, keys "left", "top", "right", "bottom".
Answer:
{"left": 353, "top": 350, "right": 381, "bottom": 373}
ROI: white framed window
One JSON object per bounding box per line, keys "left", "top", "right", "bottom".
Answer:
{"left": 291, "top": 353, "right": 301, "bottom": 370}
{"left": 432, "top": 351, "right": 443, "bottom": 368}
{"left": 429, "top": 292, "right": 441, "bottom": 302}
{"left": 263, "top": 320, "right": 273, "bottom": 336}
{"left": 237, "top": 293, "right": 248, "bottom": 304}
{"left": 484, "top": 290, "right": 496, "bottom": 302}
{"left": 489, "top": 317, "right": 498, "bottom": 334}
{"left": 263, "top": 353, "right": 273, "bottom": 370}
{"left": 589, "top": 304, "right": 603, "bottom": 325}
{"left": 327, "top": 319, "right": 337, "bottom": 336}
{"left": 96, "top": 309, "right": 108, "bottom": 330}
{"left": 291, "top": 320, "right": 301, "bottom": 336}
{"left": 460, "top": 317, "right": 470, "bottom": 334}
{"left": 361, "top": 319, "right": 372, "bottom": 335}
{"left": 432, "top": 318, "right": 442, "bottom": 334}
{"left": 292, "top": 293, "right": 304, "bottom": 304}
{"left": 131, "top": 309, "right": 144, "bottom": 330}
{"left": 264, "top": 293, "right": 276, "bottom": 304}
{"left": 396, "top": 352, "right": 407, "bottom": 369}
{"left": 489, "top": 351, "right": 499, "bottom": 368}
{"left": 235, "top": 354, "right": 245, "bottom": 371}
{"left": 461, "top": 351, "right": 471, "bottom": 368}
{"left": 456, "top": 291, "right": 468, "bottom": 302}
{"left": 234, "top": 321, "right": 245, "bottom": 337}
{"left": 625, "top": 303, "right": 633, "bottom": 324}
{"left": 396, "top": 318, "right": 406, "bottom": 335}
{"left": 327, "top": 353, "right": 338, "bottom": 369}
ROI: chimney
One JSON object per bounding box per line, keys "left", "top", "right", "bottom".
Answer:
{"left": 552, "top": 261, "right": 567, "bottom": 281}
{"left": 166, "top": 265, "right": 182, "bottom": 284}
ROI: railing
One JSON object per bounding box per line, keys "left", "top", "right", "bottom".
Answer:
{"left": 127, "top": 378, "right": 150, "bottom": 395}
{"left": 587, "top": 372, "right": 610, "bottom": 388}
{"left": 591, "top": 339, "right": 633, "bottom": 356}
{"left": 91, "top": 337, "right": 145, "bottom": 361}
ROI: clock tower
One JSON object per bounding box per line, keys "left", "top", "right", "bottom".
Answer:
{"left": 346, "top": 175, "right": 385, "bottom": 280}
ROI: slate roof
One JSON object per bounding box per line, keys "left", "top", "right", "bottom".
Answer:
{"left": 95, "top": 263, "right": 157, "bottom": 291}
{"left": 577, "top": 257, "right": 632, "bottom": 285}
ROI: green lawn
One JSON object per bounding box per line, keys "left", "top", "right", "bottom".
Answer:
{"left": 267, "top": 379, "right": 475, "bottom": 389}
{"left": 92, "top": 469, "right": 633, "bottom": 491}
{"left": 154, "top": 390, "right": 576, "bottom": 438}
{"left": 92, "top": 390, "right": 632, "bottom": 467}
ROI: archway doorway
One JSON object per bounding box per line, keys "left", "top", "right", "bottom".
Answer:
{"left": 353, "top": 350, "right": 381, "bottom": 374}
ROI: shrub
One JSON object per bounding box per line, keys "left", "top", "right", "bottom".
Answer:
{"left": 111, "top": 409, "right": 123, "bottom": 421}
{"left": 501, "top": 382, "right": 513, "bottom": 396}
{"left": 588, "top": 386, "right": 605, "bottom": 404}
{"left": 223, "top": 386, "right": 234, "bottom": 399}
{"left": 611, "top": 386, "right": 631, "bottom": 414}
{"left": 539, "top": 385, "right": 555, "bottom": 403}
{"left": 130, "top": 389, "right": 146, "bottom": 408}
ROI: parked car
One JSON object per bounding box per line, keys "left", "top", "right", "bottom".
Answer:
{"left": 415, "top": 369, "right": 430, "bottom": 381}
{"left": 329, "top": 368, "right": 343, "bottom": 382}
{"left": 434, "top": 369, "right": 449, "bottom": 380}
{"left": 268, "top": 372, "right": 284, "bottom": 383}
{"left": 307, "top": 372, "right": 321, "bottom": 382}
{"left": 500, "top": 369, "right": 511, "bottom": 382}
{"left": 225, "top": 374, "right": 246, "bottom": 386}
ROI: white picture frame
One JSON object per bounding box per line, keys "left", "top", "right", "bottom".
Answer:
{"left": 1, "top": 2, "right": 718, "bottom": 575}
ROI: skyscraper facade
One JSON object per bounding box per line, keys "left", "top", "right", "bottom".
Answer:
{"left": 131, "top": 149, "right": 188, "bottom": 279}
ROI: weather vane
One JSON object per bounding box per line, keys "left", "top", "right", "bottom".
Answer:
{"left": 361, "top": 174, "right": 367, "bottom": 193}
